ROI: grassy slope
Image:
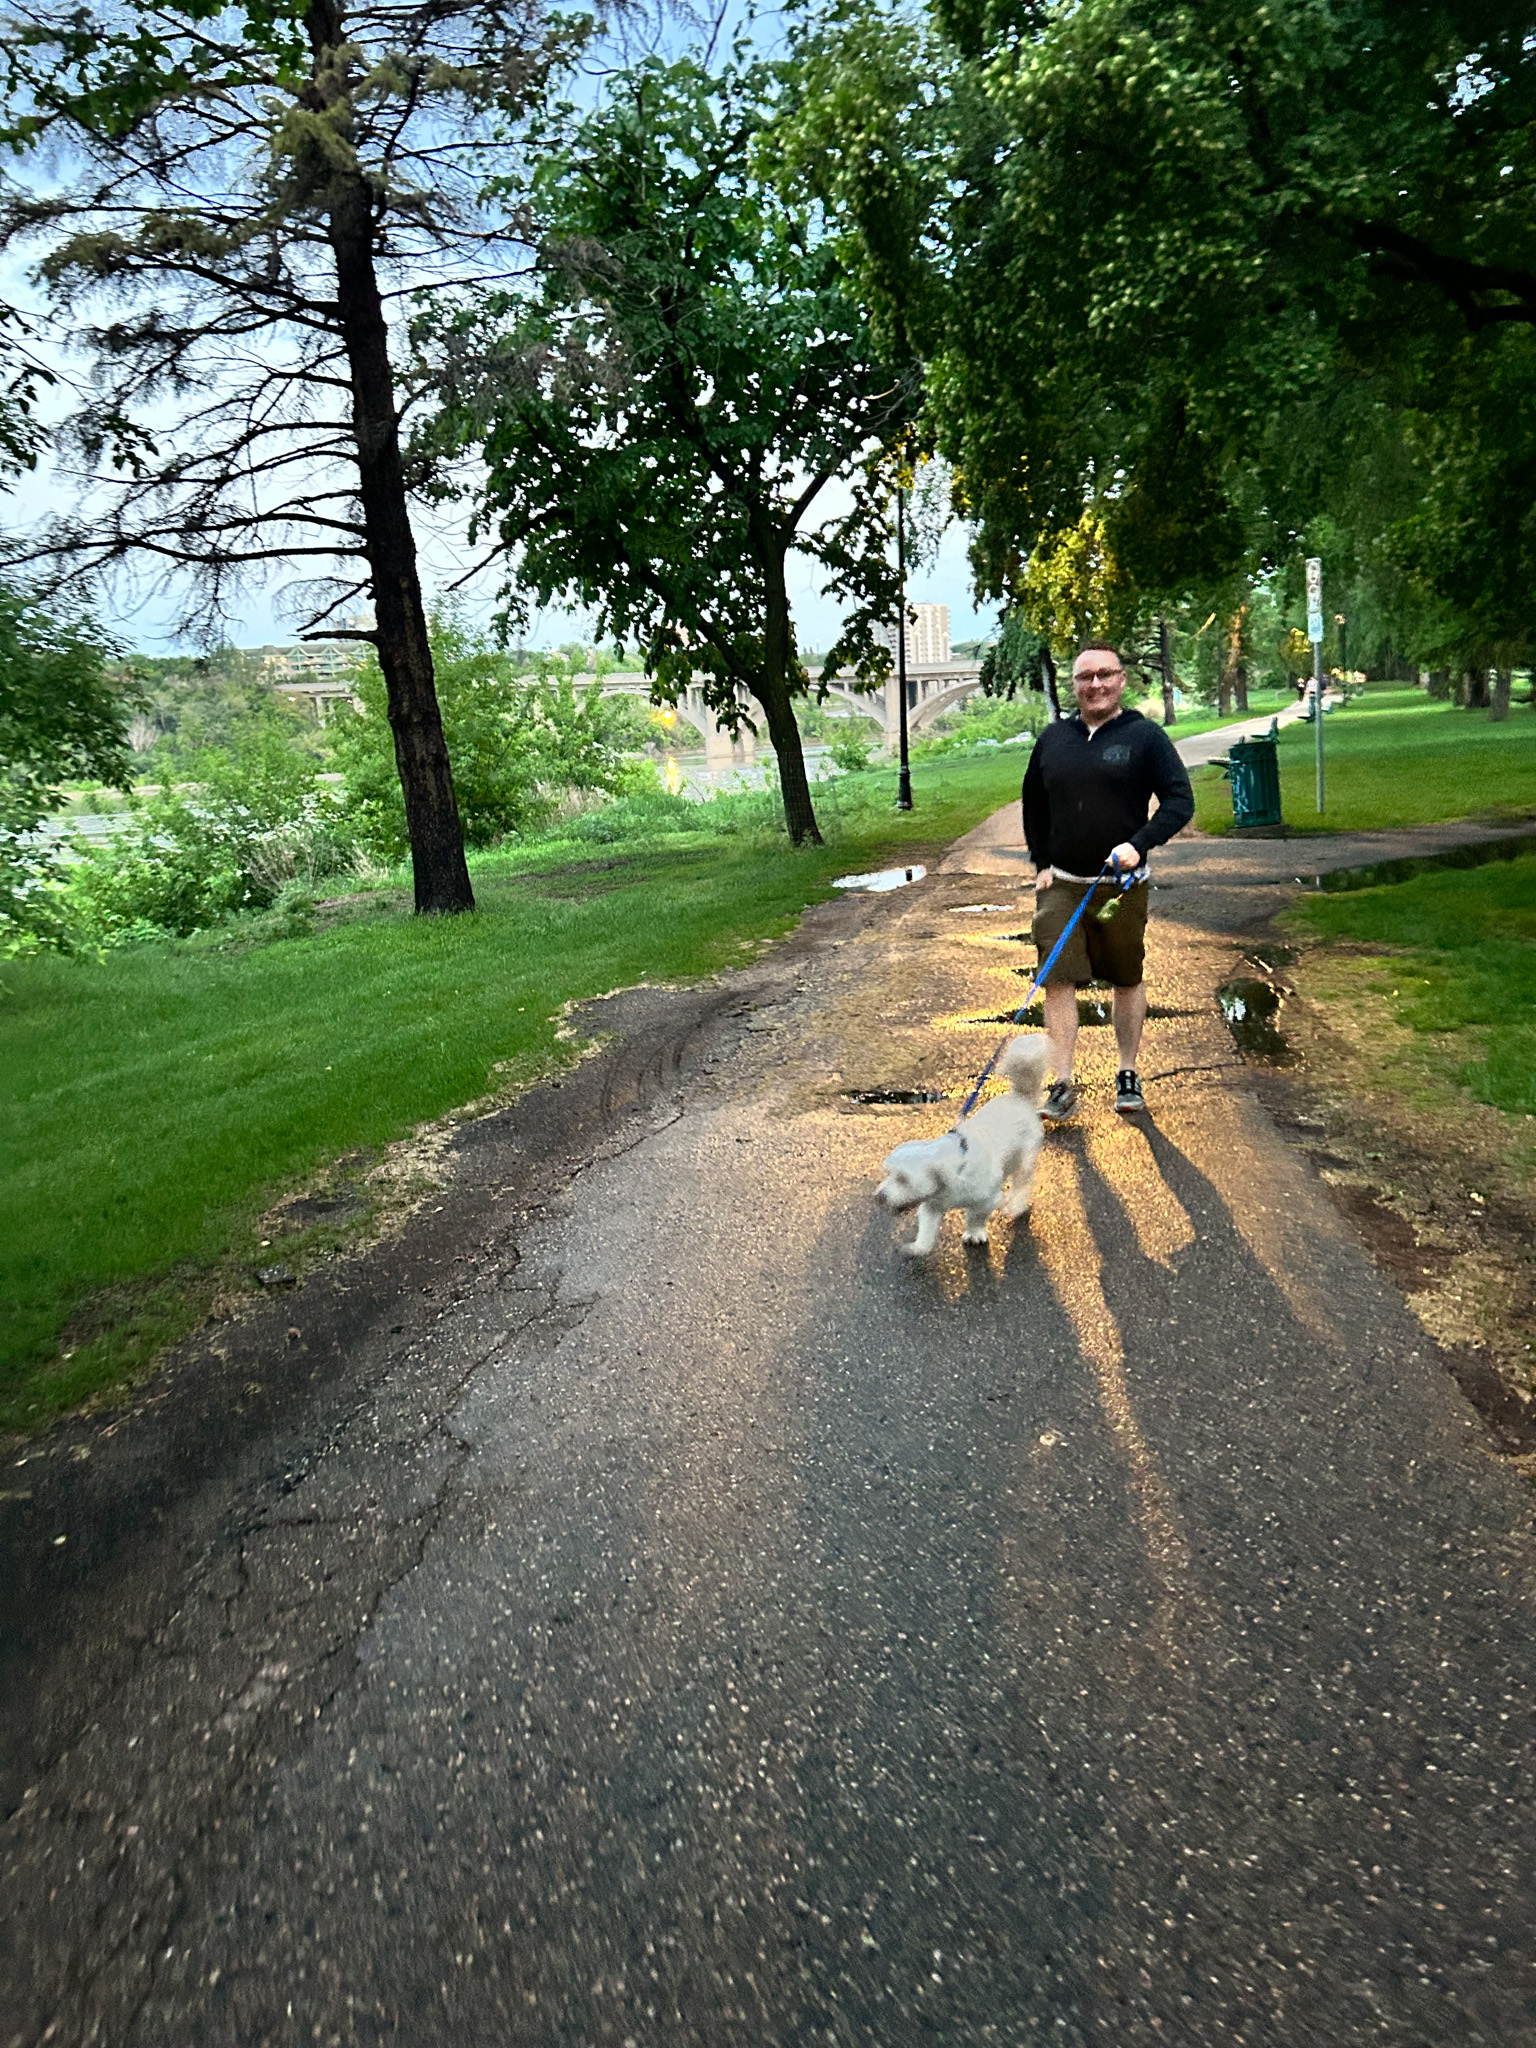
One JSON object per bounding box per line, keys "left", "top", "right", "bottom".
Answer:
{"left": 1, "top": 754, "right": 1022, "bottom": 1428}
{"left": 1284, "top": 850, "right": 1536, "bottom": 1116}
{"left": 1193, "top": 689, "right": 1536, "bottom": 834}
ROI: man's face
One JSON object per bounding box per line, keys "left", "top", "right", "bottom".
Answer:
{"left": 1072, "top": 651, "right": 1126, "bottom": 722}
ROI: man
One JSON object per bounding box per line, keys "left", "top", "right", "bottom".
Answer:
{"left": 1021, "top": 641, "right": 1194, "bottom": 1118}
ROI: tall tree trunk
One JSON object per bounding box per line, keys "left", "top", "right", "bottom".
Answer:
{"left": 755, "top": 675, "right": 823, "bottom": 846}
{"left": 756, "top": 533, "right": 822, "bottom": 846}
{"left": 1466, "top": 668, "right": 1491, "bottom": 710}
{"left": 1041, "top": 644, "right": 1063, "bottom": 720}
{"left": 1221, "top": 606, "right": 1248, "bottom": 714}
{"left": 312, "top": 2, "right": 473, "bottom": 914}
{"left": 1217, "top": 642, "right": 1233, "bottom": 717}
{"left": 1157, "top": 616, "right": 1176, "bottom": 726}
{"left": 1490, "top": 667, "right": 1512, "bottom": 722}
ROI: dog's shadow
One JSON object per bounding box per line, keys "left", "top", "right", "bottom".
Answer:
{"left": 870, "top": 1117, "right": 1156, "bottom": 1306}
{"left": 870, "top": 1197, "right": 1041, "bottom": 1305}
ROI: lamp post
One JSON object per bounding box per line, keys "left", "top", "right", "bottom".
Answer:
{"left": 895, "top": 487, "right": 913, "bottom": 811}
{"left": 1335, "top": 613, "right": 1347, "bottom": 692}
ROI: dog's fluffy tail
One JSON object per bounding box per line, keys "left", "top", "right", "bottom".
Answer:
{"left": 1000, "top": 1034, "right": 1055, "bottom": 1100}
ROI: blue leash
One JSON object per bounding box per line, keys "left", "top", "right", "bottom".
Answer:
{"left": 954, "top": 858, "right": 1135, "bottom": 1121}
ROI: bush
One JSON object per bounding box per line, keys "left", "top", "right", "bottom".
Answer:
{"left": 564, "top": 789, "right": 700, "bottom": 843}
{"left": 0, "top": 587, "right": 134, "bottom": 954}
{"left": 827, "top": 724, "right": 874, "bottom": 773}
{"left": 911, "top": 692, "right": 1046, "bottom": 758}
{"left": 0, "top": 796, "right": 75, "bottom": 957}
{"left": 63, "top": 722, "right": 356, "bottom": 942}
{"left": 328, "top": 619, "right": 641, "bottom": 857}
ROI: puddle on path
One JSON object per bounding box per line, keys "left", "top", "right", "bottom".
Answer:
{"left": 1303, "top": 832, "right": 1536, "bottom": 894}
{"left": 1217, "top": 978, "right": 1295, "bottom": 1062}
{"left": 834, "top": 864, "right": 927, "bottom": 893}
{"left": 1244, "top": 944, "right": 1299, "bottom": 973}
{"left": 842, "top": 1086, "right": 949, "bottom": 1105}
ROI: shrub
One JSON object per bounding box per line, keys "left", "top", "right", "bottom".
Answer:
{"left": 827, "top": 724, "right": 874, "bottom": 773}
{"left": 63, "top": 723, "right": 355, "bottom": 942}
{"left": 911, "top": 693, "right": 1045, "bottom": 759}
{"left": 328, "top": 619, "right": 641, "bottom": 857}
{"left": 0, "top": 587, "right": 134, "bottom": 954}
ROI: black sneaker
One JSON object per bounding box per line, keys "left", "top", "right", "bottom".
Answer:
{"left": 1114, "top": 1069, "right": 1145, "bottom": 1114}
{"left": 1041, "top": 1079, "right": 1079, "bottom": 1123}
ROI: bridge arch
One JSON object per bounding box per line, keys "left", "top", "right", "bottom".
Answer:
{"left": 907, "top": 676, "right": 988, "bottom": 731}
{"left": 592, "top": 662, "right": 990, "bottom": 759}
{"left": 595, "top": 676, "right": 760, "bottom": 772}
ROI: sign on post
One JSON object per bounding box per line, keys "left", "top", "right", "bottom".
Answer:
{"left": 1305, "top": 556, "right": 1324, "bottom": 645}
{"left": 1304, "top": 556, "right": 1325, "bottom": 812}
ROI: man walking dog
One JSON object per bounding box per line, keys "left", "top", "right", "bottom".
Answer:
{"left": 1022, "top": 641, "right": 1194, "bottom": 1118}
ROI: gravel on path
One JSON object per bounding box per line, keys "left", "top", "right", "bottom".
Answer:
{"left": 4, "top": 824, "right": 1534, "bottom": 2047}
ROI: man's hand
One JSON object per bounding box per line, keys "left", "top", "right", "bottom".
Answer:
{"left": 1108, "top": 842, "right": 1141, "bottom": 874}
{"left": 1035, "top": 867, "right": 1053, "bottom": 892}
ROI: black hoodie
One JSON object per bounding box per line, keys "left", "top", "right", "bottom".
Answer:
{"left": 1020, "top": 708, "right": 1194, "bottom": 876}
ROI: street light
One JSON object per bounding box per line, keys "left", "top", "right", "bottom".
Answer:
{"left": 894, "top": 487, "right": 913, "bottom": 811}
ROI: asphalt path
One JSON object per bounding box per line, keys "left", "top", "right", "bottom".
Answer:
{"left": 5, "top": 813, "right": 1535, "bottom": 2046}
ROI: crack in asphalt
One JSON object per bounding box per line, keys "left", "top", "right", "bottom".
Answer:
{"left": 6, "top": 1267, "right": 610, "bottom": 2047}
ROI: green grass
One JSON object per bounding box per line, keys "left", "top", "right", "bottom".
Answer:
{"left": 1285, "top": 849, "right": 1536, "bottom": 1117}
{"left": 1194, "top": 688, "right": 1536, "bottom": 834}
{"left": 0, "top": 752, "right": 1024, "bottom": 1430}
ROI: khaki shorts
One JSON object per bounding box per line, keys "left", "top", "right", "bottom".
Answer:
{"left": 1031, "top": 878, "right": 1150, "bottom": 988}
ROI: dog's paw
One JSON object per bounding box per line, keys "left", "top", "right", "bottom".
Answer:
{"left": 961, "top": 1227, "right": 990, "bottom": 1246}
{"left": 900, "top": 1239, "right": 933, "bottom": 1258}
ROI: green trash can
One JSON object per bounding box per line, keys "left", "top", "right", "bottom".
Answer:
{"left": 1218, "top": 728, "right": 1283, "bottom": 831}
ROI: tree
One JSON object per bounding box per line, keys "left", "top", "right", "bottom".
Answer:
{"left": 0, "top": 588, "right": 131, "bottom": 812}
{"left": 0, "top": 0, "right": 577, "bottom": 913}
{"left": 980, "top": 611, "right": 1059, "bottom": 715}
{"left": 420, "top": 48, "right": 919, "bottom": 846}
{"left": 794, "top": 0, "right": 1536, "bottom": 689}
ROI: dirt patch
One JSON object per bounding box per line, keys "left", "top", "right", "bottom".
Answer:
{"left": 1248, "top": 929, "right": 1536, "bottom": 1461}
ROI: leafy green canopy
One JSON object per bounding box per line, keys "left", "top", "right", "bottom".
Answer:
{"left": 795, "top": 0, "right": 1536, "bottom": 665}
{"left": 418, "top": 48, "right": 919, "bottom": 844}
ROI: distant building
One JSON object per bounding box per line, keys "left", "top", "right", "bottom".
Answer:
{"left": 877, "top": 603, "right": 951, "bottom": 668}
{"left": 263, "top": 613, "right": 373, "bottom": 721}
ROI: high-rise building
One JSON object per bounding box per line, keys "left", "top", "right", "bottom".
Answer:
{"left": 877, "top": 604, "right": 951, "bottom": 667}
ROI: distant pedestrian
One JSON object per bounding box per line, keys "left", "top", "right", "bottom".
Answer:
{"left": 1021, "top": 642, "right": 1195, "bottom": 1117}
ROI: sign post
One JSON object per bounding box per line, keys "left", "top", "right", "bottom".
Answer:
{"left": 1306, "top": 556, "right": 1325, "bottom": 812}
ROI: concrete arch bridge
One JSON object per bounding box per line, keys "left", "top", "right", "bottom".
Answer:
{"left": 595, "top": 661, "right": 986, "bottom": 765}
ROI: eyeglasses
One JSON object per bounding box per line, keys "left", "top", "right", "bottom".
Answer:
{"left": 1073, "top": 666, "right": 1124, "bottom": 684}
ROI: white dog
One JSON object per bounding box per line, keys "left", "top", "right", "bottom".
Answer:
{"left": 875, "top": 1036, "right": 1054, "bottom": 1256}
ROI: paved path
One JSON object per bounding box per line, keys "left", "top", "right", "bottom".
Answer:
{"left": 4, "top": 821, "right": 1535, "bottom": 2046}
{"left": 1170, "top": 699, "right": 1308, "bottom": 769}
